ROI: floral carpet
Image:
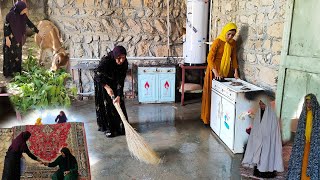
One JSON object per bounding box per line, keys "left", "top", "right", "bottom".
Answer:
{"left": 1, "top": 122, "right": 90, "bottom": 179}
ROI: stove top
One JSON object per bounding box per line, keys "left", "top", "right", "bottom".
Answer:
{"left": 138, "top": 64, "right": 176, "bottom": 67}
{"left": 213, "top": 78, "right": 263, "bottom": 93}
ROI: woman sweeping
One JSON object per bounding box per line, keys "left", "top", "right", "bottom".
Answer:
{"left": 2, "top": 131, "right": 42, "bottom": 180}
{"left": 201, "top": 22, "right": 239, "bottom": 125}
{"left": 43, "top": 147, "right": 78, "bottom": 180}
{"left": 3, "top": 1, "right": 39, "bottom": 78}
{"left": 94, "top": 46, "right": 129, "bottom": 137}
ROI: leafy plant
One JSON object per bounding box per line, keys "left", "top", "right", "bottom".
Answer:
{"left": 8, "top": 49, "right": 77, "bottom": 113}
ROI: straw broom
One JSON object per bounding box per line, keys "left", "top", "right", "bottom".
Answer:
{"left": 113, "top": 102, "right": 161, "bottom": 165}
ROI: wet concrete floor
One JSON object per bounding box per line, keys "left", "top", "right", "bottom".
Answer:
{"left": 75, "top": 98, "right": 242, "bottom": 180}
{"left": 1, "top": 98, "right": 243, "bottom": 180}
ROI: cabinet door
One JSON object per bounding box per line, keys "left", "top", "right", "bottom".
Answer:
{"left": 158, "top": 74, "right": 175, "bottom": 102}
{"left": 138, "top": 74, "right": 158, "bottom": 103}
{"left": 210, "top": 90, "right": 222, "bottom": 136}
{"left": 219, "top": 98, "right": 236, "bottom": 152}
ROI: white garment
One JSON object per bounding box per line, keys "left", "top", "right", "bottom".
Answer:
{"left": 242, "top": 104, "right": 284, "bottom": 172}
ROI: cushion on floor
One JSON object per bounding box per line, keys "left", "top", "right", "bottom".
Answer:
{"left": 179, "top": 83, "right": 203, "bottom": 93}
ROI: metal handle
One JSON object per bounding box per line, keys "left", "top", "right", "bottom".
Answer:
{"left": 218, "top": 100, "right": 222, "bottom": 120}
{"left": 220, "top": 100, "right": 223, "bottom": 120}
{"left": 218, "top": 101, "right": 221, "bottom": 120}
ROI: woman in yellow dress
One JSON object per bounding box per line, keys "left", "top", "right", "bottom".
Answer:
{"left": 201, "top": 22, "right": 239, "bottom": 125}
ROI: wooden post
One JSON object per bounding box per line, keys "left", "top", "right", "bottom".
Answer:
{"left": 0, "top": 4, "right": 1, "bottom": 16}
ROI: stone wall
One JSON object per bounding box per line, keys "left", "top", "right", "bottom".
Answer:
{"left": 1, "top": 0, "right": 186, "bottom": 94}
{"left": 47, "top": 0, "right": 186, "bottom": 58}
{"left": 2, "top": 0, "right": 285, "bottom": 94}
{"left": 44, "top": 0, "right": 186, "bottom": 94}
{"left": 210, "top": 0, "right": 286, "bottom": 91}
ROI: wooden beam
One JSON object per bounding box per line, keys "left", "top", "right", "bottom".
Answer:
{"left": 276, "top": 0, "right": 295, "bottom": 117}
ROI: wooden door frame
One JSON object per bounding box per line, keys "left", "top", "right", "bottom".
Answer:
{"left": 276, "top": 0, "right": 294, "bottom": 117}
{"left": 276, "top": 0, "right": 320, "bottom": 115}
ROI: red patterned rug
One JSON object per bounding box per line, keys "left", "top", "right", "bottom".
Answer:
{"left": 239, "top": 145, "right": 292, "bottom": 180}
{"left": 13, "top": 122, "right": 91, "bottom": 180}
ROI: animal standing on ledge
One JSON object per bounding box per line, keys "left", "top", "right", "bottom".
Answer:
{"left": 35, "top": 20, "right": 69, "bottom": 71}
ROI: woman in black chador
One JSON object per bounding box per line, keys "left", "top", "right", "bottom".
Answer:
{"left": 43, "top": 147, "right": 78, "bottom": 180}
{"left": 2, "top": 131, "right": 42, "bottom": 180}
{"left": 3, "top": 1, "right": 39, "bottom": 78}
{"left": 55, "top": 111, "right": 68, "bottom": 123}
{"left": 94, "top": 46, "right": 129, "bottom": 138}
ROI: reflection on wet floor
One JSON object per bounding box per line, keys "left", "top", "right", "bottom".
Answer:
{"left": 76, "top": 99, "right": 242, "bottom": 180}
{"left": 0, "top": 98, "right": 242, "bottom": 179}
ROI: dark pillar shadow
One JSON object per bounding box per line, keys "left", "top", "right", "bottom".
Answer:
{"left": 236, "top": 24, "right": 249, "bottom": 81}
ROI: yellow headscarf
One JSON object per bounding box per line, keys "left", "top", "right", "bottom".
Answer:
{"left": 217, "top": 22, "right": 237, "bottom": 77}
{"left": 305, "top": 95, "right": 313, "bottom": 142}
{"left": 306, "top": 95, "right": 311, "bottom": 100}
{"left": 35, "top": 118, "right": 42, "bottom": 125}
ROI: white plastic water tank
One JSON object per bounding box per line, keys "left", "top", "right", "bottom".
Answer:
{"left": 182, "top": 35, "right": 187, "bottom": 59}
{"left": 184, "top": 0, "right": 209, "bottom": 65}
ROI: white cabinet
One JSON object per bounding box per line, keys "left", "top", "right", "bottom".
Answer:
{"left": 210, "top": 78, "right": 264, "bottom": 153}
{"left": 138, "top": 67, "right": 176, "bottom": 103}
{"left": 210, "top": 91, "right": 222, "bottom": 136}
{"left": 219, "top": 97, "right": 236, "bottom": 150}
{"left": 138, "top": 73, "right": 157, "bottom": 102}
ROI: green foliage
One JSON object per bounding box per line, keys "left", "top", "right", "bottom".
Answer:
{"left": 8, "top": 50, "right": 77, "bottom": 113}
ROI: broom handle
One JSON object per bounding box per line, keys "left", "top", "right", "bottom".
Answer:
{"left": 111, "top": 96, "right": 129, "bottom": 125}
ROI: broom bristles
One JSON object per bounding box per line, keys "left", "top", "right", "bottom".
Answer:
{"left": 114, "top": 103, "right": 161, "bottom": 165}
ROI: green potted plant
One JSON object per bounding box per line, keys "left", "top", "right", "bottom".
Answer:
{"left": 8, "top": 49, "right": 77, "bottom": 114}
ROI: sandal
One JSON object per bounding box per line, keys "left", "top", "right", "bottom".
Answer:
{"left": 105, "top": 130, "right": 115, "bottom": 138}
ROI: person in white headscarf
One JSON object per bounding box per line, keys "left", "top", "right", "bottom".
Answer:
{"left": 242, "top": 97, "right": 284, "bottom": 178}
